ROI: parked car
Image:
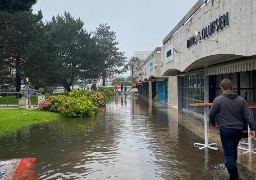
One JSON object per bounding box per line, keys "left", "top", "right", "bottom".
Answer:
{"left": 53, "top": 87, "right": 65, "bottom": 93}
{"left": 78, "top": 84, "right": 88, "bottom": 90}
{"left": 29, "top": 88, "right": 39, "bottom": 95}
{"left": 44, "top": 86, "right": 53, "bottom": 94}
{"left": 20, "top": 85, "right": 39, "bottom": 95}
{"left": 0, "top": 84, "right": 15, "bottom": 96}
{"left": 72, "top": 85, "right": 80, "bottom": 90}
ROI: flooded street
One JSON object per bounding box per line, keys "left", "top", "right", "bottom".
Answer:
{"left": 0, "top": 95, "right": 256, "bottom": 179}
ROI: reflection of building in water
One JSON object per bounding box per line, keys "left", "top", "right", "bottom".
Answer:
{"left": 136, "top": 0, "right": 256, "bottom": 117}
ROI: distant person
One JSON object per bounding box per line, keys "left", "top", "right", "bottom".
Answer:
{"left": 208, "top": 78, "right": 256, "bottom": 180}
{"left": 124, "top": 83, "right": 127, "bottom": 98}
{"left": 114, "top": 83, "right": 119, "bottom": 92}
{"left": 121, "top": 83, "right": 123, "bottom": 92}
{"left": 91, "top": 84, "right": 96, "bottom": 91}
{"left": 24, "top": 84, "right": 31, "bottom": 105}
{"left": 136, "top": 80, "right": 142, "bottom": 95}
{"left": 94, "top": 84, "right": 97, "bottom": 90}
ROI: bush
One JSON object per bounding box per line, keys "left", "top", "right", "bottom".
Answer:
{"left": 49, "top": 95, "right": 69, "bottom": 112}
{"left": 38, "top": 99, "right": 52, "bottom": 111}
{"left": 37, "top": 88, "right": 113, "bottom": 118}
{"left": 69, "top": 90, "right": 106, "bottom": 106}
{"left": 89, "top": 91, "right": 105, "bottom": 106}
{"left": 58, "top": 97, "right": 97, "bottom": 118}
{"left": 98, "top": 87, "right": 114, "bottom": 97}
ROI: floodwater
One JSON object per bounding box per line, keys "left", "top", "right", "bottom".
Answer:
{"left": 0, "top": 95, "right": 256, "bottom": 180}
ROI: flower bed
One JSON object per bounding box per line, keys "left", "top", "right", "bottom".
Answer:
{"left": 38, "top": 88, "right": 113, "bottom": 118}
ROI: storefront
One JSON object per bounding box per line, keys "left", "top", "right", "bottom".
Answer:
{"left": 142, "top": 80, "right": 149, "bottom": 97}
{"left": 157, "top": 0, "right": 256, "bottom": 115}
{"left": 179, "top": 61, "right": 256, "bottom": 116}
{"left": 181, "top": 75, "right": 204, "bottom": 115}
{"left": 157, "top": 78, "right": 168, "bottom": 104}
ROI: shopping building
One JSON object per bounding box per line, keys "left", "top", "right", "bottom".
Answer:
{"left": 139, "top": 0, "right": 256, "bottom": 116}
{"left": 140, "top": 47, "right": 165, "bottom": 101}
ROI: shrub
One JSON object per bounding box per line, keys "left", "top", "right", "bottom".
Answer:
{"left": 49, "top": 95, "right": 68, "bottom": 112}
{"left": 58, "top": 97, "right": 97, "bottom": 118}
{"left": 98, "top": 87, "right": 114, "bottom": 97}
{"left": 37, "top": 89, "right": 112, "bottom": 118}
{"left": 89, "top": 91, "right": 105, "bottom": 106}
{"left": 69, "top": 90, "right": 105, "bottom": 106}
{"left": 38, "top": 99, "right": 52, "bottom": 111}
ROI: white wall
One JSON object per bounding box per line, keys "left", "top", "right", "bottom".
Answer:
{"left": 141, "top": 51, "right": 162, "bottom": 80}
{"left": 162, "top": 0, "right": 256, "bottom": 73}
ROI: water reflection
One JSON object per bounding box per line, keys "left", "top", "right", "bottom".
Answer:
{"left": 0, "top": 95, "right": 255, "bottom": 179}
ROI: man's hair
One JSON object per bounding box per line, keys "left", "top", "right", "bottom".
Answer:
{"left": 220, "top": 78, "right": 232, "bottom": 90}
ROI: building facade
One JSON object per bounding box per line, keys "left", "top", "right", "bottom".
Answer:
{"left": 139, "top": 0, "right": 256, "bottom": 116}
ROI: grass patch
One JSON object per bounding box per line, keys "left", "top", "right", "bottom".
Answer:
{"left": 0, "top": 109, "right": 61, "bottom": 137}
{"left": 0, "top": 95, "right": 19, "bottom": 104}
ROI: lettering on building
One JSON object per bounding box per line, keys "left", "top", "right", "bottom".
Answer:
{"left": 187, "top": 12, "right": 229, "bottom": 48}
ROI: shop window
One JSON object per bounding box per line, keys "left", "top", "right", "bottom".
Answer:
{"left": 182, "top": 75, "right": 204, "bottom": 115}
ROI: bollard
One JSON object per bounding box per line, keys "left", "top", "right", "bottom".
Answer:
{"left": 18, "top": 98, "right": 26, "bottom": 109}
{"left": 38, "top": 95, "right": 45, "bottom": 104}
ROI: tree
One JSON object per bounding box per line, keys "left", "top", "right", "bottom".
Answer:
{"left": 123, "top": 57, "right": 140, "bottom": 82}
{"left": 111, "top": 76, "right": 126, "bottom": 85}
{"left": 125, "top": 75, "right": 132, "bottom": 82}
{"left": 0, "top": 10, "right": 43, "bottom": 92}
{"left": 23, "top": 22, "right": 61, "bottom": 89}
{"left": 94, "top": 23, "right": 126, "bottom": 86}
{"left": 76, "top": 35, "right": 101, "bottom": 82}
{"left": 44, "top": 12, "right": 95, "bottom": 92}
{"left": 0, "top": 0, "right": 37, "bottom": 12}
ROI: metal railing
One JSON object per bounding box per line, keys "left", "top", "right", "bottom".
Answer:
{"left": 0, "top": 92, "right": 21, "bottom": 108}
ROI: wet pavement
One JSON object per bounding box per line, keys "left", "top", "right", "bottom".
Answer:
{"left": 0, "top": 94, "right": 256, "bottom": 179}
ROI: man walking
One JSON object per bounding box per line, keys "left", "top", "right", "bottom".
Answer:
{"left": 121, "top": 83, "right": 123, "bottom": 92}
{"left": 208, "top": 78, "right": 256, "bottom": 180}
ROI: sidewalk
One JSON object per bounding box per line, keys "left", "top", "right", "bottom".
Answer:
{"left": 0, "top": 104, "right": 37, "bottom": 109}
{"left": 150, "top": 99, "right": 256, "bottom": 173}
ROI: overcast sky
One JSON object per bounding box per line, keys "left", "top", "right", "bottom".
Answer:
{"left": 33, "top": 0, "right": 198, "bottom": 59}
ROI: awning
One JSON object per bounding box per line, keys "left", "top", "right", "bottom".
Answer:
{"left": 204, "top": 59, "right": 256, "bottom": 76}
{"left": 152, "top": 76, "right": 169, "bottom": 82}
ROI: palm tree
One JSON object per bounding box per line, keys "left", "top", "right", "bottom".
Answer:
{"left": 123, "top": 57, "right": 140, "bottom": 82}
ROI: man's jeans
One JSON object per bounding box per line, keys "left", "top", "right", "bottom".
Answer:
{"left": 220, "top": 127, "right": 243, "bottom": 180}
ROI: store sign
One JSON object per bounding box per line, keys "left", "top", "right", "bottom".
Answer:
{"left": 165, "top": 42, "right": 173, "bottom": 63}
{"left": 187, "top": 12, "right": 229, "bottom": 48}
{"left": 149, "top": 62, "right": 153, "bottom": 71}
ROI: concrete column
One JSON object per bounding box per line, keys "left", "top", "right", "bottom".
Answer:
{"left": 149, "top": 82, "right": 152, "bottom": 98}
{"left": 168, "top": 76, "right": 178, "bottom": 109}
{"left": 177, "top": 76, "right": 183, "bottom": 110}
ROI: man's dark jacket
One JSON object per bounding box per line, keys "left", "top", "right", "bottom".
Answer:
{"left": 208, "top": 91, "right": 256, "bottom": 131}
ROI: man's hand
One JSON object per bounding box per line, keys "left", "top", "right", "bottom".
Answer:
{"left": 249, "top": 131, "right": 255, "bottom": 139}
{"left": 210, "top": 122, "right": 217, "bottom": 127}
